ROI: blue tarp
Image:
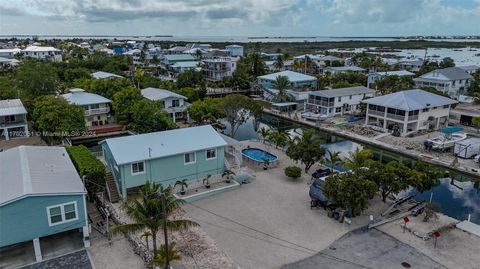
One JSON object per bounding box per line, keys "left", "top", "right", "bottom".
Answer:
{"left": 440, "top": 127, "right": 464, "bottom": 134}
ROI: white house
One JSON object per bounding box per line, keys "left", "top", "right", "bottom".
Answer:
{"left": 257, "top": 71, "right": 317, "bottom": 90}
{"left": 457, "top": 65, "right": 480, "bottom": 75}
{"left": 306, "top": 86, "right": 375, "bottom": 117}
{"left": 367, "top": 70, "right": 415, "bottom": 88}
{"left": 324, "top": 66, "right": 366, "bottom": 75}
{"left": 413, "top": 67, "right": 473, "bottom": 98}
{"left": 0, "top": 57, "right": 20, "bottom": 68}
{"left": 397, "top": 60, "right": 423, "bottom": 72}
{"left": 0, "top": 99, "right": 29, "bottom": 141}
{"left": 202, "top": 57, "right": 238, "bottom": 81}
{"left": 0, "top": 48, "right": 21, "bottom": 58}
{"left": 22, "top": 46, "right": 62, "bottom": 62}
{"left": 170, "top": 61, "right": 200, "bottom": 73}
{"left": 91, "top": 71, "right": 124, "bottom": 80}
{"left": 225, "top": 45, "right": 244, "bottom": 57}
{"left": 141, "top": 88, "right": 190, "bottom": 122}
{"left": 62, "top": 89, "right": 112, "bottom": 128}
{"left": 123, "top": 49, "right": 142, "bottom": 65}
{"left": 363, "top": 89, "right": 457, "bottom": 136}
{"left": 265, "top": 60, "right": 294, "bottom": 71}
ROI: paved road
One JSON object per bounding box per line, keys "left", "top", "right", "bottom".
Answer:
{"left": 20, "top": 250, "right": 93, "bottom": 269}
{"left": 282, "top": 229, "right": 447, "bottom": 269}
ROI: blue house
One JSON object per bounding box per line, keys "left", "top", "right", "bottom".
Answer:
{"left": 0, "top": 146, "right": 88, "bottom": 262}
{"left": 101, "top": 125, "right": 228, "bottom": 198}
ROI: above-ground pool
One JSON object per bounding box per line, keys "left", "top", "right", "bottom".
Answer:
{"left": 241, "top": 148, "right": 278, "bottom": 168}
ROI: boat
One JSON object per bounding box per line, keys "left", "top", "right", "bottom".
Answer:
{"left": 425, "top": 133, "right": 467, "bottom": 150}
{"left": 301, "top": 112, "right": 327, "bottom": 121}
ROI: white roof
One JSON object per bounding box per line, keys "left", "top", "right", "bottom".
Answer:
{"left": 362, "top": 89, "right": 457, "bottom": 111}
{"left": 310, "top": 86, "right": 375, "bottom": 98}
{"left": 0, "top": 146, "right": 85, "bottom": 206}
{"left": 62, "top": 88, "right": 111, "bottom": 106}
{"left": 258, "top": 71, "right": 317, "bottom": 82}
{"left": 0, "top": 57, "right": 20, "bottom": 64}
{"left": 0, "top": 48, "right": 21, "bottom": 54}
{"left": 369, "top": 70, "right": 415, "bottom": 77}
{"left": 326, "top": 66, "right": 366, "bottom": 72}
{"left": 23, "top": 46, "right": 60, "bottom": 52}
{"left": 171, "top": 61, "right": 199, "bottom": 68}
{"left": 123, "top": 49, "right": 141, "bottom": 55}
{"left": 101, "top": 125, "right": 227, "bottom": 165}
{"left": 0, "top": 99, "right": 27, "bottom": 117}
{"left": 91, "top": 71, "right": 124, "bottom": 79}
{"left": 141, "top": 88, "right": 187, "bottom": 101}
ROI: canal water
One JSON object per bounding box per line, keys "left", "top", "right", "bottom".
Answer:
{"left": 223, "top": 113, "right": 480, "bottom": 224}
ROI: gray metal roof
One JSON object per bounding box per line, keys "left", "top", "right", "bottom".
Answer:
{"left": 310, "top": 86, "right": 375, "bottom": 98}
{"left": 369, "top": 70, "right": 415, "bottom": 77}
{"left": 362, "top": 89, "right": 457, "bottom": 111}
{"left": 326, "top": 66, "right": 365, "bottom": 72}
{"left": 101, "top": 125, "right": 228, "bottom": 165}
{"left": 0, "top": 99, "right": 27, "bottom": 117}
{"left": 91, "top": 71, "right": 124, "bottom": 79}
{"left": 62, "top": 88, "right": 111, "bottom": 106}
{"left": 423, "top": 67, "right": 473, "bottom": 80}
{"left": 141, "top": 88, "right": 187, "bottom": 101}
{"left": 258, "top": 71, "right": 316, "bottom": 82}
{"left": 0, "top": 146, "right": 85, "bottom": 206}
{"left": 457, "top": 65, "right": 480, "bottom": 72}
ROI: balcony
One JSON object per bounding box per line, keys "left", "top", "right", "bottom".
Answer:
{"left": 85, "top": 107, "right": 110, "bottom": 116}
{"left": 0, "top": 119, "right": 27, "bottom": 128}
{"left": 164, "top": 103, "right": 190, "bottom": 114}
{"left": 386, "top": 113, "right": 405, "bottom": 121}
{"left": 368, "top": 110, "right": 385, "bottom": 116}
{"left": 308, "top": 100, "right": 334, "bottom": 107}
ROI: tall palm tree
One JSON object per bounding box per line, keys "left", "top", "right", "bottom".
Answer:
{"left": 270, "top": 130, "right": 288, "bottom": 149}
{"left": 112, "top": 182, "right": 199, "bottom": 253}
{"left": 258, "top": 127, "right": 271, "bottom": 144}
{"left": 195, "top": 49, "right": 203, "bottom": 61}
{"left": 344, "top": 148, "right": 373, "bottom": 169}
{"left": 271, "top": 75, "right": 292, "bottom": 102}
{"left": 273, "top": 55, "right": 284, "bottom": 71}
{"left": 326, "top": 150, "right": 342, "bottom": 171}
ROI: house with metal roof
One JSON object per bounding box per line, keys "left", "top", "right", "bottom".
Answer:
{"left": 225, "top": 45, "right": 243, "bottom": 57}
{"left": 162, "top": 54, "right": 196, "bottom": 65}
{"left": 202, "top": 57, "right": 238, "bottom": 81}
{"left": 362, "top": 89, "right": 457, "bottom": 136}
{"left": 324, "top": 66, "right": 366, "bottom": 75}
{"left": 100, "top": 125, "right": 227, "bottom": 198}
{"left": 0, "top": 146, "right": 89, "bottom": 261}
{"left": 457, "top": 65, "right": 480, "bottom": 75}
{"left": 62, "top": 88, "right": 112, "bottom": 128}
{"left": 397, "top": 59, "right": 423, "bottom": 72}
{"left": 170, "top": 61, "right": 200, "bottom": 73}
{"left": 123, "top": 49, "right": 142, "bottom": 65}
{"left": 307, "top": 86, "right": 375, "bottom": 117}
{"left": 91, "top": 71, "right": 124, "bottom": 80}
{"left": 0, "top": 99, "right": 29, "bottom": 141}
{"left": 22, "top": 46, "right": 62, "bottom": 62}
{"left": 257, "top": 71, "right": 317, "bottom": 90}
{"left": 141, "top": 87, "right": 190, "bottom": 121}
{"left": 413, "top": 67, "right": 473, "bottom": 98}
{"left": 367, "top": 70, "right": 415, "bottom": 88}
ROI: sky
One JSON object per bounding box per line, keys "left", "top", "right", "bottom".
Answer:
{"left": 0, "top": 0, "right": 479, "bottom": 36}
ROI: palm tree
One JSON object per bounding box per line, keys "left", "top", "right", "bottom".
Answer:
{"left": 203, "top": 175, "right": 212, "bottom": 188}
{"left": 174, "top": 179, "right": 188, "bottom": 195}
{"left": 271, "top": 75, "right": 292, "bottom": 102}
{"left": 134, "top": 68, "right": 144, "bottom": 89}
{"left": 293, "top": 59, "right": 304, "bottom": 72}
{"left": 222, "top": 169, "right": 236, "bottom": 183}
{"left": 344, "top": 148, "right": 373, "bottom": 169}
{"left": 326, "top": 150, "right": 342, "bottom": 171}
{"left": 141, "top": 231, "right": 152, "bottom": 250}
{"left": 270, "top": 130, "right": 288, "bottom": 149}
{"left": 258, "top": 127, "right": 271, "bottom": 144}
{"left": 112, "top": 182, "right": 198, "bottom": 253}
{"left": 195, "top": 49, "right": 203, "bottom": 61}
{"left": 149, "top": 242, "right": 181, "bottom": 267}
{"left": 273, "top": 55, "right": 284, "bottom": 71}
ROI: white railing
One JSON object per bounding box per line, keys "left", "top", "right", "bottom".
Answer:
{"left": 85, "top": 107, "right": 110, "bottom": 116}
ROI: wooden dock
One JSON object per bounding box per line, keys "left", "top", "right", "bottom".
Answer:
{"left": 456, "top": 221, "right": 480, "bottom": 237}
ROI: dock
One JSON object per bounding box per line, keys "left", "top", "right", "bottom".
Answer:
{"left": 456, "top": 221, "right": 480, "bottom": 237}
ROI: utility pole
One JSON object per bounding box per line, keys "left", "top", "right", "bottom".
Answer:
{"left": 161, "top": 186, "right": 169, "bottom": 269}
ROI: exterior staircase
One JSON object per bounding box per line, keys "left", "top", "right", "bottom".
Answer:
{"left": 105, "top": 171, "right": 120, "bottom": 203}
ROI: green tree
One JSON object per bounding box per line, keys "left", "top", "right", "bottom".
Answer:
{"left": 221, "top": 94, "right": 264, "bottom": 137}
{"left": 269, "top": 130, "right": 288, "bottom": 149}
{"left": 373, "top": 75, "right": 414, "bottom": 95}
{"left": 112, "top": 87, "right": 143, "bottom": 124}
{"left": 273, "top": 55, "right": 284, "bottom": 70}
{"left": 439, "top": 57, "right": 455, "bottom": 68}
{"left": 176, "top": 70, "right": 204, "bottom": 88}
{"left": 257, "top": 127, "right": 271, "bottom": 144}
{"left": 325, "top": 150, "right": 342, "bottom": 171}
{"left": 472, "top": 116, "right": 480, "bottom": 133}
{"left": 112, "top": 182, "right": 199, "bottom": 253}
{"left": 286, "top": 129, "right": 326, "bottom": 173}
{"left": 323, "top": 171, "right": 377, "bottom": 215}
{"left": 66, "top": 145, "right": 106, "bottom": 194}
{"left": 410, "top": 161, "right": 442, "bottom": 193}
{"left": 285, "top": 166, "right": 302, "bottom": 179}
{"left": 271, "top": 75, "right": 292, "bottom": 102}
{"left": 32, "top": 95, "right": 86, "bottom": 144}
{"left": 150, "top": 243, "right": 182, "bottom": 267}
{"left": 176, "top": 87, "right": 200, "bottom": 102}
{"left": 344, "top": 148, "right": 373, "bottom": 169}
{"left": 74, "top": 77, "right": 132, "bottom": 100}
{"left": 0, "top": 76, "right": 17, "bottom": 99}
{"left": 15, "top": 60, "right": 58, "bottom": 109}
{"left": 187, "top": 97, "right": 225, "bottom": 123}
{"left": 129, "top": 99, "right": 175, "bottom": 133}
{"left": 375, "top": 161, "right": 413, "bottom": 202}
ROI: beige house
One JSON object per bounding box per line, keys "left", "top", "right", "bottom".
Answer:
{"left": 62, "top": 89, "right": 112, "bottom": 128}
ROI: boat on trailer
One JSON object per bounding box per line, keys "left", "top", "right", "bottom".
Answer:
{"left": 425, "top": 132, "right": 467, "bottom": 150}
{"left": 301, "top": 112, "right": 327, "bottom": 121}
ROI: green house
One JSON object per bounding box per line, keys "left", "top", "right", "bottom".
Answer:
{"left": 101, "top": 125, "right": 228, "bottom": 198}
{"left": 0, "top": 146, "right": 89, "bottom": 262}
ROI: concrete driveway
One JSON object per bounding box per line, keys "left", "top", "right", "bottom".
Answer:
{"left": 183, "top": 143, "right": 379, "bottom": 269}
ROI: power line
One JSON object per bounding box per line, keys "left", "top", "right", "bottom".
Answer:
{"left": 187, "top": 203, "right": 374, "bottom": 269}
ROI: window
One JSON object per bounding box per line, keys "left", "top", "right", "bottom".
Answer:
{"left": 443, "top": 105, "right": 449, "bottom": 109}
{"left": 349, "top": 95, "right": 352, "bottom": 100}
{"left": 4, "top": 115, "right": 15, "bottom": 123}
{"left": 206, "top": 148, "right": 216, "bottom": 160}
{"left": 335, "top": 107, "right": 342, "bottom": 113}
{"left": 172, "top": 99, "right": 180, "bottom": 107}
{"left": 90, "top": 104, "right": 100, "bottom": 109}
{"left": 131, "top": 161, "right": 145, "bottom": 175}
{"left": 184, "top": 152, "right": 196, "bottom": 164}
{"left": 47, "top": 202, "right": 78, "bottom": 226}
{"left": 338, "top": 97, "right": 342, "bottom": 102}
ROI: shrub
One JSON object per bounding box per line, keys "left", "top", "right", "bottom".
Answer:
{"left": 66, "top": 145, "right": 106, "bottom": 194}
{"left": 285, "top": 166, "right": 302, "bottom": 179}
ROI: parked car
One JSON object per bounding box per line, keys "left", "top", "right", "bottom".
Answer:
{"left": 309, "top": 178, "right": 333, "bottom": 208}
{"left": 312, "top": 168, "right": 331, "bottom": 179}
